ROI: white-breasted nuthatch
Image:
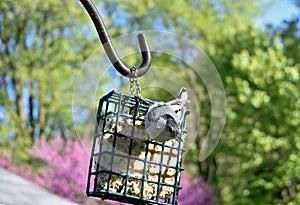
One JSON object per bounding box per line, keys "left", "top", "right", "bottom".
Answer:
{"left": 145, "top": 88, "right": 189, "bottom": 142}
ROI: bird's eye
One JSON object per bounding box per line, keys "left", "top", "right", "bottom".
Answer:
{"left": 168, "top": 126, "right": 174, "bottom": 132}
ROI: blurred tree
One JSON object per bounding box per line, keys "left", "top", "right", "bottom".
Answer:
{"left": 276, "top": 2, "right": 300, "bottom": 64}
{"left": 0, "top": 0, "right": 96, "bottom": 161}
{"left": 214, "top": 28, "right": 300, "bottom": 204}
{"left": 279, "top": 18, "right": 299, "bottom": 62}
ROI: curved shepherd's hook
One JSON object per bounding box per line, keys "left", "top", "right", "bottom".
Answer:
{"left": 79, "top": 0, "right": 152, "bottom": 77}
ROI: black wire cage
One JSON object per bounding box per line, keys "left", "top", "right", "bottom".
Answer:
{"left": 86, "top": 90, "right": 189, "bottom": 205}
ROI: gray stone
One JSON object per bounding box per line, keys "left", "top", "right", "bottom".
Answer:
{"left": 0, "top": 167, "right": 80, "bottom": 205}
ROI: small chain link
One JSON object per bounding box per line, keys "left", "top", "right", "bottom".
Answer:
{"left": 130, "top": 75, "right": 135, "bottom": 96}
{"left": 135, "top": 77, "right": 141, "bottom": 98}
{"left": 130, "top": 67, "right": 141, "bottom": 97}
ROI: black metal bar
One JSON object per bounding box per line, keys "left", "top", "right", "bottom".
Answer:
{"left": 79, "top": 0, "right": 152, "bottom": 77}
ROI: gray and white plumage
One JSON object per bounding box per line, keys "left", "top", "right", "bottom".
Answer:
{"left": 145, "top": 87, "right": 189, "bottom": 142}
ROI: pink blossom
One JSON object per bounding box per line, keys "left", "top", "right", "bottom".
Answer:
{"left": 1, "top": 135, "right": 214, "bottom": 205}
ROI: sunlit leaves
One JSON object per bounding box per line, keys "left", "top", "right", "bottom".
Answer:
{"left": 0, "top": 0, "right": 97, "bottom": 162}
{"left": 219, "top": 27, "right": 300, "bottom": 204}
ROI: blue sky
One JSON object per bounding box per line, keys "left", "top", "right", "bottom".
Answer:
{"left": 255, "top": 0, "right": 299, "bottom": 27}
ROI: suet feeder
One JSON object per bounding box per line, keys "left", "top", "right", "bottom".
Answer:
{"left": 79, "top": 0, "right": 189, "bottom": 204}
{"left": 86, "top": 90, "right": 189, "bottom": 204}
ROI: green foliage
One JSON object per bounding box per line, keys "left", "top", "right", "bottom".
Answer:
{"left": 269, "top": 1, "right": 299, "bottom": 63}
{"left": 277, "top": 18, "right": 300, "bottom": 64}
{"left": 218, "top": 39, "right": 300, "bottom": 204}
{"left": 0, "top": 0, "right": 97, "bottom": 161}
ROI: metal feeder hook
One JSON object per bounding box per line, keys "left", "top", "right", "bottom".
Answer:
{"left": 79, "top": 0, "right": 152, "bottom": 78}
